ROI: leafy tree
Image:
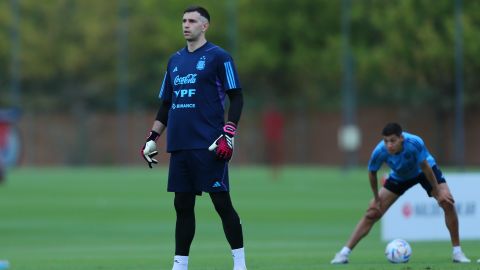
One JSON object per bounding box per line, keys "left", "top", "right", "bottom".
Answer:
{"left": 1, "top": 0, "right": 479, "bottom": 112}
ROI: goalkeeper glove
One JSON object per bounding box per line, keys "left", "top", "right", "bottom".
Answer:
{"left": 142, "top": 131, "right": 159, "bottom": 168}
{"left": 208, "top": 122, "right": 236, "bottom": 161}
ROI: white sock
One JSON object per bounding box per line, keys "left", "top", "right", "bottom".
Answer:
{"left": 453, "top": 246, "right": 462, "bottom": 254}
{"left": 340, "top": 246, "right": 351, "bottom": 256}
{"left": 232, "top": 247, "right": 247, "bottom": 268}
{"left": 172, "top": 255, "right": 188, "bottom": 270}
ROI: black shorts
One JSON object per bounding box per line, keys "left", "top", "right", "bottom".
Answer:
{"left": 383, "top": 165, "right": 446, "bottom": 196}
{"left": 167, "top": 149, "right": 229, "bottom": 195}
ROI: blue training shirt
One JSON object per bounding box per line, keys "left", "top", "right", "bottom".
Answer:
{"left": 368, "top": 132, "right": 437, "bottom": 181}
{"left": 159, "top": 42, "right": 241, "bottom": 152}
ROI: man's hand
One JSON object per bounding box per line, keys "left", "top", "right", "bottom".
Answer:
{"left": 142, "top": 131, "right": 159, "bottom": 168}
{"left": 431, "top": 187, "right": 454, "bottom": 205}
{"left": 366, "top": 198, "right": 382, "bottom": 220}
{"left": 208, "top": 122, "right": 236, "bottom": 161}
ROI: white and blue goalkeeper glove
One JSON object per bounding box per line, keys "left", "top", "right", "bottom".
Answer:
{"left": 141, "top": 131, "right": 159, "bottom": 168}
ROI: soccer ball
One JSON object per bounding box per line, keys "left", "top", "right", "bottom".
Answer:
{"left": 385, "top": 239, "right": 412, "bottom": 263}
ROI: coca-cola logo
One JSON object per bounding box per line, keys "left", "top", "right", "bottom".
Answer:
{"left": 174, "top": 74, "right": 197, "bottom": 85}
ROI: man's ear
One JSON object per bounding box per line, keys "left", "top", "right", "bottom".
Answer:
{"left": 202, "top": 22, "right": 209, "bottom": 32}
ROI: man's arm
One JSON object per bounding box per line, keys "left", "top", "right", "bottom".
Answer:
{"left": 141, "top": 100, "right": 170, "bottom": 168}
{"left": 150, "top": 120, "right": 166, "bottom": 136}
{"left": 367, "top": 170, "right": 383, "bottom": 218}
{"left": 226, "top": 90, "right": 243, "bottom": 125}
{"left": 419, "top": 160, "right": 438, "bottom": 192}
{"left": 367, "top": 144, "right": 383, "bottom": 199}
{"left": 152, "top": 99, "right": 170, "bottom": 135}
{"left": 419, "top": 160, "right": 453, "bottom": 204}
{"left": 208, "top": 90, "right": 243, "bottom": 161}
{"left": 147, "top": 100, "right": 170, "bottom": 140}
{"left": 368, "top": 171, "right": 380, "bottom": 202}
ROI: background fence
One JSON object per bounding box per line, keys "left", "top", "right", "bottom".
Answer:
{"left": 17, "top": 107, "right": 480, "bottom": 166}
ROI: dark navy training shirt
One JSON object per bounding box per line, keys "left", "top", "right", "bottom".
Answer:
{"left": 368, "top": 132, "right": 437, "bottom": 181}
{"left": 159, "top": 42, "right": 241, "bottom": 152}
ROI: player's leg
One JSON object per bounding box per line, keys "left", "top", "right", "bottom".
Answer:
{"left": 436, "top": 184, "right": 460, "bottom": 245}
{"left": 331, "top": 187, "right": 399, "bottom": 264}
{"left": 419, "top": 166, "right": 471, "bottom": 263}
{"left": 210, "top": 192, "right": 246, "bottom": 270}
{"left": 209, "top": 192, "right": 244, "bottom": 248}
{"left": 346, "top": 187, "right": 398, "bottom": 249}
{"left": 172, "top": 192, "right": 197, "bottom": 270}
{"left": 437, "top": 184, "right": 470, "bottom": 263}
{"left": 0, "top": 165, "right": 4, "bottom": 183}
{"left": 190, "top": 149, "right": 247, "bottom": 269}
{"left": 167, "top": 151, "right": 199, "bottom": 270}
{"left": 0, "top": 156, "right": 5, "bottom": 183}
{"left": 437, "top": 184, "right": 471, "bottom": 263}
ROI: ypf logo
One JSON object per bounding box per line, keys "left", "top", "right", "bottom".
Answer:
{"left": 174, "top": 89, "right": 196, "bottom": 98}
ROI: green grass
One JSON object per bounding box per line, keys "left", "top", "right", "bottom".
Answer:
{"left": 0, "top": 167, "right": 479, "bottom": 270}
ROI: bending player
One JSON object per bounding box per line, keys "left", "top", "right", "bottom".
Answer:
{"left": 331, "top": 123, "right": 471, "bottom": 264}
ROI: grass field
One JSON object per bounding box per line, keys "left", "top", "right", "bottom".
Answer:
{"left": 0, "top": 166, "right": 479, "bottom": 270}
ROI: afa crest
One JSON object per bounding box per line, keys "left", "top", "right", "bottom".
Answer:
{"left": 196, "top": 56, "right": 206, "bottom": 70}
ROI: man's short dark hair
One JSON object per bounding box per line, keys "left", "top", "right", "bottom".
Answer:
{"left": 184, "top": 6, "right": 210, "bottom": 22}
{"left": 382, "top": 122, "right": 403, "bottom": 136}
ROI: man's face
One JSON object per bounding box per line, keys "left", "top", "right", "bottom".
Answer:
{"left": 383, "top": 134, "right": 404, "bottom": 154}
{"left": 182, "top": 12, "right": 208, "bottom": 41}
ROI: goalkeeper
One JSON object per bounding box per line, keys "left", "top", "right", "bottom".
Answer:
{"left": 141, "top": 6, "right": 246, "bottom": 270}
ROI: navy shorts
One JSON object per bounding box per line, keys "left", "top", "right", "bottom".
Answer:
{"left": 384, "top": 165, "right": 446, "bottom": 196}
{"left": 167, "top": 149, "right": 229, "bottom": 195}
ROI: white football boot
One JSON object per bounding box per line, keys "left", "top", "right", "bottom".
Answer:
{"left": 330, "top": 253, "right": 349, "bottom": 264}
{"left": 172, "top": 255, "right": 188, "bottom": 270}
{"left": 452, "top": 252, "right": 471, "bottom": 263}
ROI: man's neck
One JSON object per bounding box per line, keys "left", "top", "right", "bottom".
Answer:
{"left": 187, "top": 38, "right": 207, "bottom": 52}
{"left": 393, "top": 145, "right": 404, "bottom": 155}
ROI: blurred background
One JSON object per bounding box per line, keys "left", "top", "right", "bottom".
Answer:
{"left": 1, "top": 0, "right": 480, "bottom": 169}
